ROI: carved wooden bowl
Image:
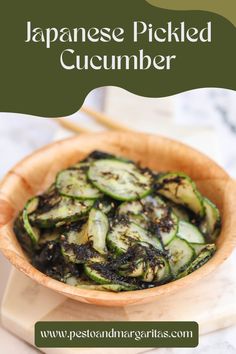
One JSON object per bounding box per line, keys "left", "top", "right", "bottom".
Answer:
{"left": 0, "top": 132, "right": 236, "bottom": 307}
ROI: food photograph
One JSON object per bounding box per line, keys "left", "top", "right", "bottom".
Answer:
{"left": 0, "top": 87, "right": 236, "bottom": 353}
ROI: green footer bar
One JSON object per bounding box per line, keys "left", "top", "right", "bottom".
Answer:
{"left": 35, "top": 321, "right": 199, "bottom": 348}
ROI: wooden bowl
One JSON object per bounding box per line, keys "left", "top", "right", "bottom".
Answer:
{"left": 0, "top": 132, "right": 236, "bottom": 307}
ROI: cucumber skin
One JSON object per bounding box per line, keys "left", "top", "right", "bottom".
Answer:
{"left": 89, "top": 180, "right": 152, "bottom": 202}
{"left": 200, "top": 197, "right": 221, "bottom": 242}
{"left": 177, "top": 244, "right": 216, "bottom": 279}
{"left": 88, "top": 208, "right": 109, "bottom": 255}
{"left": 167, "top": 237, "right": 196, "bottom": 277}
{"left": 23, "top": 198, "right": 40, "bottom": 245}
{"left": 56, "top": 168, "right": 102, "bottom": 200}
{"left": 160, "top": 212, "right": 179, "bottom": 246}
{"left": 107, "top": 223, "right": 163, "bottom": 255}
{"left": 177, "top": 221, "right": 205, "bottom": 244}
{"left": 76, "top": 283, "right": 138, "bottom": 292}
{"left": 84, "top": 264, "right": 112, "bottom": 285}
{"left": 31, "top": 199, "right": 94, "bottom": 228}
{"left": 88, "top": 159, "right": 153, "bottom": 202}
{"left": 156, "top": 260, "right": 173, "bottom": 285}
{"left": 156, "top": 172, "right": 205, "bottom": 217}
{"left": 32, "top": 213, "right": 87, "bottom": 229}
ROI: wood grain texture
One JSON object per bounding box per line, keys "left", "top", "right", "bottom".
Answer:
{"left": 0, "top": 132, "right": 236, "bottom": 307}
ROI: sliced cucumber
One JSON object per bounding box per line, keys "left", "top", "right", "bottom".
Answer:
{"left": 78, "top": 283, "right": 137, "bottom": 291}
{"left": 88, "top": 208, "right": 109, "bottom": 254}
{"left": 66, "top": 276, "right": 137, "bottom": 291}
{"left": 23, "top": 197, "right": 41, "bottom": 245}
{"left": 157, "top": 211, "right": 178, "bottom": 246}
{"left": 190, "top": 242, "right": 207, "bottom": 255}
{"left": 95, "top": 198, "right": 115, "bottom": 214}
{"left": 120, "top": 260, "right": 145, "bottom": 278}
{"left": 84, "top": 263, "right": 132, "bottom": 287}
{"left": 177, "top": 244, "right": 216, "bottom": 278}
{"left": 107, "top": 222, "right": 163, "bottom": 255}
{"left": 141, "top": 257, "right": 171, "bottom": 283}
{"left": 118, "top": 196, "right": 166, "bottom": 226}
{"left": 31, "top": 197, "right": 94, "bottom": 228}
{"left": 14, "top": 213, "right": 35, "bottom": 255}
{"left": 39, "top": 229, "right": 61, "bottom": 245}
{"left": 56, "top": 163, "right": 102, "bottom": 200}
{"left": 168, "top": 203, "right": 190, "bottom": 222}
{"left": 118, "top": 196, "right": 177, "bottom": 245}
{"left": 62, "top": 240, "right": 104, "bottom": 264}
{"left": 200, "top": 197, "right": 221, "bottom": 241}
{"left": 156, "top": 173, "right": 205, "bottom": 217}
{"left": 177, "top": 221, "right": 205, "bottom": 244}
{"left": 166, "top": 237, "right": 195, "bottom": 276}
{"left": 118, "top": 199, "right": 148, "bottom": 228}
{"left": 156, "top": 258, "right": 172, "bottom": 284}
{"left": 88, "top": 159, "right": 153, "bottom": 201}
{"left": 66, "top": 223, "right": 89, "bottom": 245}
{"left": 61, "top": 223, "right": 100, "bottom": 263}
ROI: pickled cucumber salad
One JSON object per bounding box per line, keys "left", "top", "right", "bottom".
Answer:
{"left": 14, "top": 151, "right": 221, "bottom": 292}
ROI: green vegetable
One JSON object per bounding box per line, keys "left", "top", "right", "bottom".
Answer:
{"left": 156, "top": 172, "right": 205, "bottom": 217}
{"left": 31, "top": 196, "right": 94, "bottom": 227}
{"left": 14, "top": 150, "right": 219, "bottom": 292}
{"left": 200, "top": 197, "right": 221, "bottom": 241}
{"left": 177, "top": 221, "right": 205, "bottom": 244}
{"left": 166, "top": 237, "right": 195, "bottom": 276}
{"left": 88, "top": 159, "right": 153, "bottom": 201}
{"left": 56, "top": 163, "right": 102, "bottom": 200}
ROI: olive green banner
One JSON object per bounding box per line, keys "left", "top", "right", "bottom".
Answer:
{"left": 147, "top": 0, "right": 236, "bottom": 26}
{"left": 0, "top": 0, "right": 235, "bottom": 117}
{"left": 35, "top": 321, "right": 199, "bottom": 347}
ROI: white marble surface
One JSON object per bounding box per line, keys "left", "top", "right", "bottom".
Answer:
{"left": 0, "top": 87, "right": 236, "bottom": 353}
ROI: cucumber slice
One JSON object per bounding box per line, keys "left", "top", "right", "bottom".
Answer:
{"left": 177, "top": 221, "right": 205, "bottom": 244}
{"left": 118, "top": 195, "right": 166, "bottom": 227}
{"left": 118, "top": 200, "right": 148, "bottom": 228}
{"left": 157, "top": 211, "right": 178, "bottom": 246}
{"left": 166, "top": 237, "right": 195, "bottom": 276}
{"left": 14, "top": 214, "right": 33, "bottom": 255}
{"left": 56, "top": 163, "right": 102, "bottom": 200}
{"left": 23, "top": 197, "right": 41, "bottom": 245}
{"left": 66, "top": 223, "right": 89, "bottom": 245}
{"left": 177, "top": 244, "right": 216, "bottom": 278}
{"left": 88, "top": 208, "right": 109, "bottom": 254}
{"left": 78, "top": 283, "right": 138, "bottom": 291}
{"left": 168, "top": 203, "right": 190, "bottom": 222}
{"left": 95, "top": 198, "right": 115, "bottom": 214}
{"left": 114, "top": 242, "right": 169, "bottom": 282}
{"left": 31, "top": 197, "right": 94, "bottom": 228}
{"left": 84, "top": 263, "right": 134, "bottom": 287}
{"left": 88, "top": 159, "right": 153, "bottom": 201}
{"left": 141, "top": 257, "right": 171, "bottom": 283}
{"left": 107, "top": 222, "right": 163, "bottom": 255}
{"left": 62, "top": 240, "right": 104, "bottom": 264}
{"left": 66, "top": 276, "right": 137, "bottom": 291}
{"left": 156, "top": 173, "right": 205, "bottom": 217}
{"left": 120, "top": 260, "right": 145, "bottom": 278}
{"left": 190, "top": 242, "right": 207, "bottom": 255}
{"left": 39, "top": 229, "right": 61, "bottom": 245}
{"left": 200, "top": 198, "right": 221, "bottom": 241}
{"left": 118, "top": 196, "right": 177, "bottom": 245}
{"left": 61, "top": 223, "right": 103, "bottom": 263}
{"left": 157, "top": 258, "right": 172, "bottom": 284}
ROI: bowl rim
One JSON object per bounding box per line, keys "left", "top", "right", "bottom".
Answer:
{"left": 0, "top": 131, "right": 236, "bottom": 306}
